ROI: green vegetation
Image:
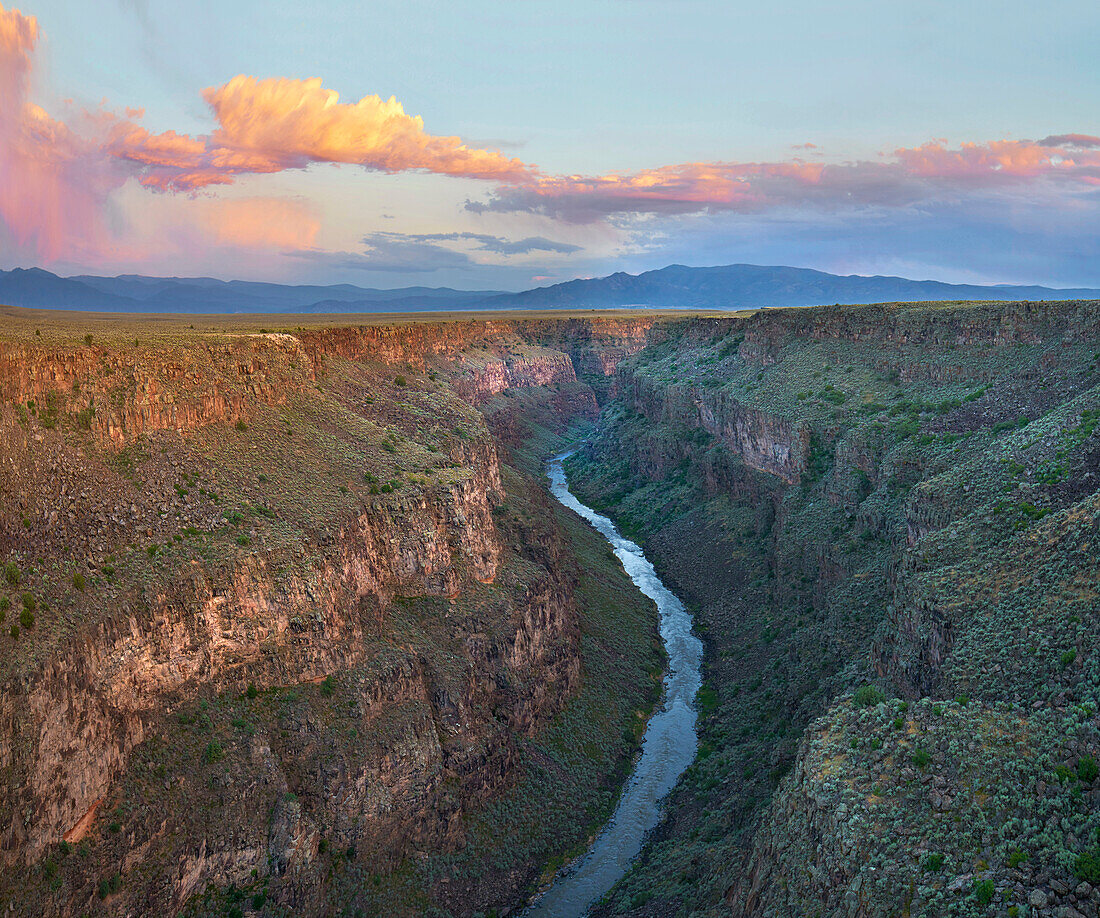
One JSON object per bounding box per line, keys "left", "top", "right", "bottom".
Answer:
{"left": 853, "top": 684, "right": 885, "bottom": 708}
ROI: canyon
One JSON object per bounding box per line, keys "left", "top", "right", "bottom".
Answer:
{"left": 2, "top": 299, "right": 1100, "bottom": 917}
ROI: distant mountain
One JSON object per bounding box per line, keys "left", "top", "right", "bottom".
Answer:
{"left": 482, "top": 263, "right": 1100, "bottom": 310}
{"left": 2, "top": 264, "right": 1099, "bottom": 314}
{"left": 0, "top": 268, "right": 507, "bottom": 313}
{"left": 0, "top": 268, "right": 145, "bottom": 311}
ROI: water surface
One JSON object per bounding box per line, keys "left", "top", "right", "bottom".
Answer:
{"left": 524, "top": 452, "right": 703, "bottom": 917}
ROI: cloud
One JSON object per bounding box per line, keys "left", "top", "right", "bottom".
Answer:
{"left": 109, "top": 76, "right": 533, "bottom": 191}
{"left": 468, "top": 138, "right": 1100, "bottom": 222}
{"left": 1038, "top": 134, "right": 1100, "bottom": 149}
{"left": 0, "top": 4, "right": 129, "bottom": 261}
{"left": 290, "top": 233, "right": 479, "bottom": 274}
{"left": 390, "top": 231, "right": 581, "bottom": 255}
{"left": 200, "top": 197, "right": 320, "bottom": 250}
{"left": 286, "top": 230, "right": 579, "bottom": 274}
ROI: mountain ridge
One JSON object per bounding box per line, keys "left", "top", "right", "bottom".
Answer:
{"left": 2, "top": 263, "right": 1099, "bottom": 314}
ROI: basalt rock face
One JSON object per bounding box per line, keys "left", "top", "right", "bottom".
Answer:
{"left": 566, "top": 300, "right": 1100, "bottom": 918}
{"left": 0, "top": 317, "right": 665, "bottom": 917}
{"left": 298, "top": 315, "right": 656, "bottom": 399}
{"left": 1, "top": 446, "right": 513, "bottom": 860}
{"left": 619, "top": 370, "right": 809, "bottom": 484}
{"left": 0, "top": 334, "right": 312, "bottom": 447}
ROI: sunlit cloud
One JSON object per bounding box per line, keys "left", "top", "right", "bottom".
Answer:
{"left": 109, "top": 76, "right": 533, "bottom": 191}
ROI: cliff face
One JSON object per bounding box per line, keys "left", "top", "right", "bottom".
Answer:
{"left": 0, "top": 316, "right": 666, "bottom": 917}
{"left": 619, "top": 370, "right": 809, "bottom": 483}
{"left": 0, "top": 334, "right": 312, "bottom": 447}
{"left": 0, "top": 444, "right": 514, "bottom": 861}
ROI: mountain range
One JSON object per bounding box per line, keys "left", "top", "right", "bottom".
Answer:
{"left": 2, "top": 264, "right": 1099, "bottom": 314}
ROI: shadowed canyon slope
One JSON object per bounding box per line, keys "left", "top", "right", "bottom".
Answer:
{"left": 567, "top": 299, "right": 1100, "bottom": 918}
{"left": 3, "top": 300, "right": 1100, "bottom": 917}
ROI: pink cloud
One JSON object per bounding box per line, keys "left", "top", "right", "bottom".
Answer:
{"left": 471, "top": 138, "right": 1100, "bottom": 222}
{"left": 0, "top": 4, "right": 533, "bottom": 262}
{"left": 0, "top": 5, "right": 129, "bottom": 261}
{"left": 200, "top": 197, "right": 320, "bottom": 250}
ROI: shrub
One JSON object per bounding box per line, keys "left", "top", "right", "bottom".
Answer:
{"left": 1061, "top": 649, "right": 1078, "bottom": 669}
{"left": 973, "top": 878, "right": 995, "bottom": 906}
{"left": 1075, "top": 847, "right": 1100, "bottom": 884}
{"left": 1079, "top": 755, "right": 1098, "bottom": 784}
{"left": 9, "top": 624, "right": 17, "bottom": 639}
{"left": 3, "top": 562, "right": 18, "bottom": 587}
{"left": 245, "top": 682, "right": 258, "bottom": 699}
{"left": 923, "top": 853, "right": 944, "bottom": 873}
{"left": 1007, "top": 848, "right": 1027, "bottom": 868}
{"left": 320, "top": 675, "right": 336, "bottom": 697}
{"left": 695, "top": 684, "right": 719, "bottom": 716}
{"left": 204, "top": 740, "right": 225, "bottom": 764}
{"left": 235, "top": 419, "right": 248, "bottom": 431}
{"left": 19, "top": 608, "right": 34, "bottom": 630}
{"left": 21, "top": 592, "right": 35, "bottom": 613}
{"left": 912, "top": 748, "right": 931, "bottom": 770}
{"left": 235, "top": 535, "right": 251, "bottom": 547}
{"left": 394, "top": 375, "right": 407, "bottom": 386}
{"left": 72, "top": 572, "right": 86, "bottom": 591}
{"left": 853, "top": 684, "right": 885, "bottom": 707}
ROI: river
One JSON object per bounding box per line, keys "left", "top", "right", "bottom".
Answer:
{"left": 523, "top": 452, "right": 704, "bottom": 917}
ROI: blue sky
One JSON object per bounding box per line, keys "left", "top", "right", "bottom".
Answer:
{"left": 2, "top": 0, "right": 1099, "bottom": 289}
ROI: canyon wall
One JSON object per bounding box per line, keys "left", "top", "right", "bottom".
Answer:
{"left": 0, "top": 316, "right": 664, "bottom": 916}
{"left": 569, "top": 299, "right": 1100, "bottom": 918}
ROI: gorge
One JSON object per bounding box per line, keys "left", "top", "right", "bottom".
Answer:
{"left": 2, "top": 298, "right": 1100, "bottom": 918}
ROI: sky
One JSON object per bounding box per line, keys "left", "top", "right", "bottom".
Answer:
{"left": 0, "top": 0, "right": 1098, "bottom": 290}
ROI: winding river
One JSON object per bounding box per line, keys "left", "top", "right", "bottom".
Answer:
{"left": 524, "top": 452, "right": 704, "bottom": 917}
